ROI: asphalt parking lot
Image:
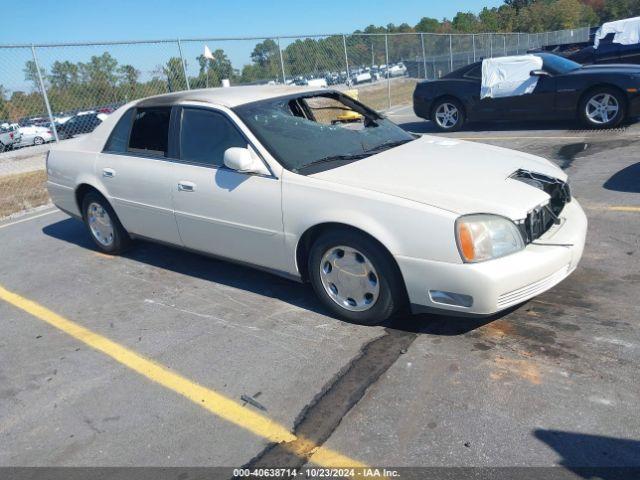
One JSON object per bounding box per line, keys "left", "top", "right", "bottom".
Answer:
{"left": 1, "top": 108, "right": 639, "bottom": 476}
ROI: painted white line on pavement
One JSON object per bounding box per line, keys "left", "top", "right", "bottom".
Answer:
{"left": 0, "top": 209, "right": 60, "bottom": 230}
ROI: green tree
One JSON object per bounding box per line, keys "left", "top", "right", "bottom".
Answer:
{"left": 117, "top": 64, "right": 139, "bottom": 99}
{"left": 415, "top": 17, "right": 444, "bottom": 33}
{"left": 23, "top": 60, "right": 45, "bottom": 91}
{"left": 242, "top": 39, "right": 282, "bottom": 82}
{"left": 49, "top": 61, "right": 80, "bottom": 89}
{"left": 452, "top": 12, "right": 480, "bottom": 32}
{"left": 0, "top": 85, "right": 9, "bottom": 121}
{"left": 161, "top": 57, "right": 187, "bottom": 92}
{"left": 77, "top": 52, "right": 119, "bottom": 105}
{"left": 251, "top": 39, "right": 279, "bottom": 68}
{"left": 79, "top": 52, "right": 118, "bottom": 86}
{"left": 504, "top": 0, "right": 537, "bottom": 10}
{"left": 192, "top": 49, "right": 234, "bottom": 87}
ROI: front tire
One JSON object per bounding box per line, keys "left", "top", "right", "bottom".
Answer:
{"left": 579, "top": 88, "right": 625, "bottom": 128}
{"left": 308, "top": 230, "right": 406, "bottom": 325}
{"left": 81, "top": 192, "right": 131, "bottom": 254}
{"left": 431, "top": 97, "right": 465, "bottom": 132}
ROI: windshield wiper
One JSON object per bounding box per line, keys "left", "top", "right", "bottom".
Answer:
{"left": 365, "top": 138, "right": 413, "bottom": 154}
{"left": 294, "top": 152, "right": 371, "bottom": 173}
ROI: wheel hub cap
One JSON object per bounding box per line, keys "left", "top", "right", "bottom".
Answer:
{"left": 87, "top": 202, "right": 114, "bottom": 247}
{"left": 435, "top": 103, "right": 459, "bottom": 128}
{"left": 586, "top": 93, "right": 618, "bottom": 125}
{"left": 319, "top": 246, "right": 380, "bottom": 312}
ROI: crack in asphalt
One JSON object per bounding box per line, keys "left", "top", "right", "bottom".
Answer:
{"left": 241, "top": 327, "right": 417, "bottom": 470}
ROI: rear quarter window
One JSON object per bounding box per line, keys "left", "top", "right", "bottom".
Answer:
{"left": 464, "top": 65, "right": 481, "bottom": 79}
{"left": 104, "top": 108, "right": 134, "bottom": 153}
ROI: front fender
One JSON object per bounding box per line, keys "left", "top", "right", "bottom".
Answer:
{"left": 281, "top": 172, "right": 461, "bottom": 276}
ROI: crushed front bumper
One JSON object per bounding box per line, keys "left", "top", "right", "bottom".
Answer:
{"left": 397, "top": 199, "right": 588, "bottom": 316}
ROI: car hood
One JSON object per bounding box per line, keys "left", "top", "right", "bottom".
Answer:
{"left": 310, "top": 135, "right": 567, "bottom": 220}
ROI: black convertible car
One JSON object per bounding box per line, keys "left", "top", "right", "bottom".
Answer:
{"left": 413, "top": 53, "right": 640, "bottom": 131}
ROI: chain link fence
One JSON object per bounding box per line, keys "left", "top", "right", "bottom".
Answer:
{"left": 0, "top": 27, "right": 589, "bottom": 218}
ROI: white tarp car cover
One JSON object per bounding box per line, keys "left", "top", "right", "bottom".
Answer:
{"left": 594, "top": 16, "right": 640, "bottom": 48}
{"left": 480, "top": 55, "right": 543, "bottom": 99}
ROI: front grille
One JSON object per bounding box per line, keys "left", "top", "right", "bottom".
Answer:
{"left": 510, "top": 169, "right": 572, "bottom": 243}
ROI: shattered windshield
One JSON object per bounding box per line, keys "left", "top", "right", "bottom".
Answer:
{"left": 233, "top": 92, "right": 414, "bottom": 174}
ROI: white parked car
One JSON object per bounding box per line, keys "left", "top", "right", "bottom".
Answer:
{"left": 17, "top": 125, "right": 55, "bottom": 147}
{"left": 306, "top": 78, "right": 328, "bottom": 88}
{"left": 0, "top": 123, "right": 22, "bottom": 152}
{"left": 46, "top": 86, "right": 587, "bottom": 325}
{"left": 387, "top": 63, "right": 407, "bottom": 77}
{"left": 353, "top": 71, "right": 373, "bottom": 84}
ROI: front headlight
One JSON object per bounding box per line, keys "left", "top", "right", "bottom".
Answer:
{"left": 455, "top": 214, "right": 525, "bottom": 263}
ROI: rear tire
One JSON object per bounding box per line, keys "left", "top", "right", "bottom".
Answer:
{"left": 308, "top": 229, "right": 406, "bottom": 325}
{"left": 579, "top": 87, "right": 625, "bottom": 128}
{"left": 0, "top": 142, "right": 5, "bottom": 153}
{"left": 34, "top": 136, "right": 44, "bottom": 145}
{"left": 81, "top": 192, "right": 131, "bottom": 254}
{"left": 431, "top": 97, "right": 465, "bottom": 132}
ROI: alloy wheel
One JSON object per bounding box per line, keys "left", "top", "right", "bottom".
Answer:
{"left": 585, "top": 93, "right": 619, "bottom": 125}
{"left": 435, "top": 102, "right": 459, "bottom": 129}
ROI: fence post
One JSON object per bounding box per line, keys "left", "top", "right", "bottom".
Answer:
{"left": 342, "top": 34, "right": 350, "bottom": 80}
{"left": 31, "top": 45, "right": 59, "bottom": 143}
{"left": 449, "top": 34, "right": 453, "bottom": 72}
{"left": 420, "top": 33, "right": 427, "bottom": 79}
{"left": 472, "top": 34, "right": 476, "bottom": 62}
{"left": 385, "top": 34, "right": 391, "bottom": 110}
{"left": 490, "top": 33, "right": 493, "bottom": 57}
{"left": 277, "top": 37, "right": 286, "bottom": 84}
{"left": 516, "top": 34, "right": 520, "bottom": 54}
{"left": 503, "top": 35, "right": 507, "bottom": 56}
{"left": 177, "top": 39, "right": 190, "bottom": 90}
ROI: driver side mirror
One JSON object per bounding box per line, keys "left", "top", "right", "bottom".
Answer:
{"left": 530, "top": 69, "right": 550, "bottom": 77}
{"left": 223, "top": 147, "right": 270, "bottom": 176}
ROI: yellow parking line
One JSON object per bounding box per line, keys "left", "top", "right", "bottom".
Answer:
{"left": 584, "top": 204, "right": 640, "bottom": 213}
{"left": 0, "top": 284, "right": 365, "bottom": 468}
{"left": 455, "top": 136, "right": 589, "bottom": 141}
{"left": 606, "top": 206, "right": 640, "bottom": 212}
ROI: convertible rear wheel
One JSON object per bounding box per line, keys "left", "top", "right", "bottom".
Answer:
{"left": 431, "top": 98, "right": 464, "bottom": 132}
{"left": 82, "top": 192, "right": 130, "bottom": 254}
{"left": 580, "top": 88, "right": 625, "bottom": 128}
{"left": 308, "top": 230, "right": 405, "bottom": 325}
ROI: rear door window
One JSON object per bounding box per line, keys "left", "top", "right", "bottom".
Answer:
{"left": 128, "top": 107, "right": 171, "bottom": 156}
{"left": 179, "top": 108, "right": 247, "bottom": 167}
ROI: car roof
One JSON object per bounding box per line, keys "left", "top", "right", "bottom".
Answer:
{"left": 50, "top": 85, "right": 333, "bottom": 154}
{"left": 136, "top": 85, "right": 323, "bottom": 108}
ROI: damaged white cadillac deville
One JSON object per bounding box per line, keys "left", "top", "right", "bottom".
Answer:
{"left": 46, "top": 86, "right": 587, "bottom": 325}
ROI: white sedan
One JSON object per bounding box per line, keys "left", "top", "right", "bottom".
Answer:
{"left": 17, "top": 125, "right": 55, "bottom": 147}
{"left": 46, "top": 86, "right": 586, "bottom": 325}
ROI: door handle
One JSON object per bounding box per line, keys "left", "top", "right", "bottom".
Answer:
{"left": 178, "top": 181, "right": 196, "bottom": 192}
{"left": 102, "top": 168, "right": 115, "bottom": 178}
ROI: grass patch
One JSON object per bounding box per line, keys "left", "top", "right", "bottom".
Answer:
{"left": 0, "top": 170, "right": 50, "bottom": 218}
{"left": 357, "top": 78, "right": 419, "bottom": 111}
